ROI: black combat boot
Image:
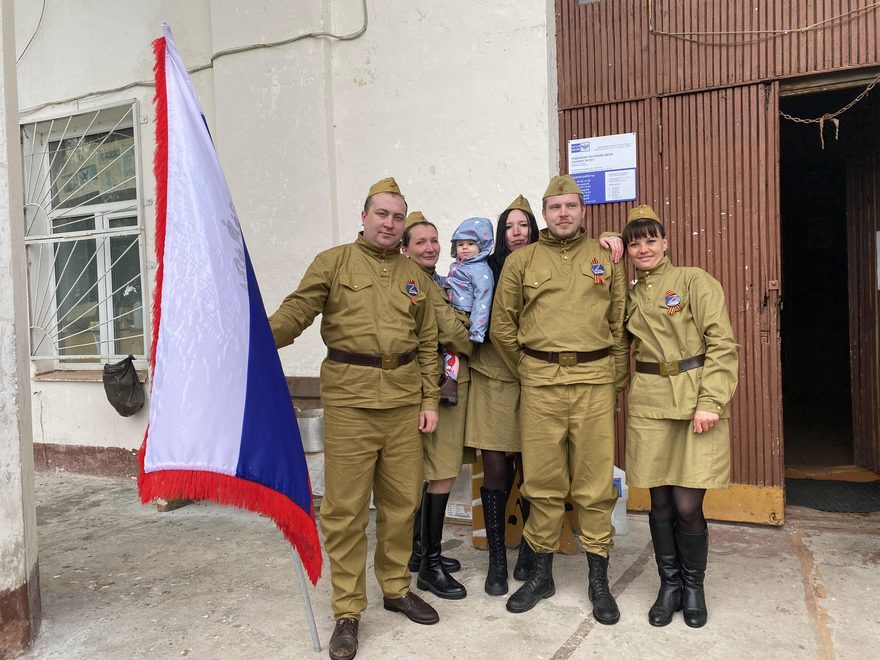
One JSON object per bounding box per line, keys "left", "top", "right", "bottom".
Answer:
{"left": 512, "top": 497, "right": 534, "bottom": 581}
{"left": 506, "top": 550, "right": 555, "bottom": 613}
{"left": 676, "top": 526, "right": 709, "bottom": 628}
{"left": 409, "top": 483, "right": 460, "bottom": 573}
{"left": 481, "top": 487, "right": 508, "bottom": 596}
{"left": 587, "top": 552, "right": 620, "bottom": 625}
{"left": 417, "top": 492, "right": 466, "bottom": 599}
{"left": 648, "top": 516, "right": 682, "bottom": 626}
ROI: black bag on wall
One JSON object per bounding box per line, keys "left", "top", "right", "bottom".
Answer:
{"left": 102, "top": 355, "right": 145, "bottom": 417}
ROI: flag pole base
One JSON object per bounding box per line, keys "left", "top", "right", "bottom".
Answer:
{"left": 293, "top": 551, "right": 322, "bottom": 652}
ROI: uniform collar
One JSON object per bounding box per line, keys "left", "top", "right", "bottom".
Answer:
{"left": 356, "top": 232, "right": 402, "bottom": 260}
{"left": 635, "top": 255, "right": 672, "bottom": 281}
{"left": 538, "top": 227, "right": 586, "bottom": 248}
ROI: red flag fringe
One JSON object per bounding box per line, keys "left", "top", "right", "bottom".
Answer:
{"left": 137, "top": 444, "right": 322, "bottom": 584}
{"left": 139, "top": 35, "right": 322, "bottom": 585}
{"left": 150, "top": 36, "right": 168, "bottom": 374}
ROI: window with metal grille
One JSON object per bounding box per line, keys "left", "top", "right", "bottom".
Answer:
{"left": 22, "top": 102, "right": 148, "bottom": 367}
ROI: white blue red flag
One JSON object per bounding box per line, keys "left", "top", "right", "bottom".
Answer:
{"left": 138, "top": 24, "right": 321, "bottom": 584}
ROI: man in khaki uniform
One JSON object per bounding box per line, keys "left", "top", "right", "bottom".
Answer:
{"left": 269, "top": 178, "right": 441, "bottom": 660}
{"left": 491, "top": 175, "right": 629, "bottom": 622}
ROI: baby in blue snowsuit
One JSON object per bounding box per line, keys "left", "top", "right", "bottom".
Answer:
{"left": 440, "top": 216, "right": 494, "bottom": 404}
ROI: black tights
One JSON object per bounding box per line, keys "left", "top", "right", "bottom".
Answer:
{"left": 482, "top": 449, "right": 523, "bottom": 492}
{"left": 649, "top": 485, "right": 707, "bottom": 534}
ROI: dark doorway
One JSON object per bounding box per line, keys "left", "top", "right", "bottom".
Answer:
{"left": 779, "top": 88, "right": 856, "bottom": 467}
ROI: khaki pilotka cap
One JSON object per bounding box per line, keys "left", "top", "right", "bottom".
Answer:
{"left": 627, "top": 204, "right": 662, "bottom": 223}
{"left": 368, "top": 176, "right": 404, "bottom": 198}
{"left": 405, "top": 211, "right": 428, "bottom": 229}
{"left": 506, "top": 194, "right": 534, "bottom": 216}
{"left": 542, "top": 174, "right": 582, "bottom": 199}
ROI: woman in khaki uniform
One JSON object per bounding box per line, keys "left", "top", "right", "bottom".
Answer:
{"left": 622, "top": 205, "right": 739, "bottom": 630}
{"left": 466, "top": 195, "right": 540, "bottom": 597}
{"left": 402, "top": 213, "right": 473, "bottom": 600}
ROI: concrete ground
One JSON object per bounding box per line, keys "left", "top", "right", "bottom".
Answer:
{"left": 20, "top": 473, "right": 879, "bottom": 660}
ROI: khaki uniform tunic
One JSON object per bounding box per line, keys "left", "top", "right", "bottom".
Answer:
{"left": 421, "top": 269, "right": 474, "bottom": 480}
{"left": 491, "top": 228, "right": 628, "bottom": 556}
{"left": 625, "top": 256, "right": 739, "bottom": 489}
{"left": 269, "top": 234, "right": 438, "bottom": 620}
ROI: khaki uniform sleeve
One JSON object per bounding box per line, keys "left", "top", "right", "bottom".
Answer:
{"left": 489, "top": 258, "right": 523, "bottom": 377}
{"left": 429, "top": 284, "right": 473, "bottom": 357}
{"left": 415, "top": 273, "right": 440, "bottom": 412}
{"left": 608, "top": 252, "right": 630, "bottom": 391}
{"left": 691, "top": 274, "right": 739, "bottom": 413}
{"left": 269, "top": 252, "right": 332, "bottom": 348}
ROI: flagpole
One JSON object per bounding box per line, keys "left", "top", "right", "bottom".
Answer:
{"left": 292, "top": 551, "right": 322, "bottom": 652}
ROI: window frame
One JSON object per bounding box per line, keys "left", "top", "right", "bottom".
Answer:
{"left": 21, "top": 100, "right": 150, "bottom": 370}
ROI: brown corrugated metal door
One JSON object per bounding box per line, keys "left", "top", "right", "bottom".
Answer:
{"left": 847, "top": 157, "right": 880, "bottom": 471}
{"left": 659, "top": 85, "right": 784, "bottom": 503}
{"left": 558, "top": 84, "right": 785, "bottom": 523}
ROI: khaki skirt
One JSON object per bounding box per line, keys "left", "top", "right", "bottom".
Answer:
{"left": 625, "top": 416, "right": 731, "bottom": 489}
{"left": 423, "top": 381, "right": 473, "bottom": 480}
{"left": 465, "top": 369, "right": 521, "bottom": 452}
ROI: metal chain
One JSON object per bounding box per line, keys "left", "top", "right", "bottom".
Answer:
{"left": 780, "top": 72, "right": 880, "bottom": 124}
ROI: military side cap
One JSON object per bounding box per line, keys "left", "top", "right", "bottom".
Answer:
{"left": 506, "top": 194, "right": 533, "bottom": 216}
{"left": 627, "top": 204, "right": 661, "bottom": 223}
{"left": 368, "top": 176, "right": 403, "bottom": 197}
{"left": 405, "top": 211, "right": 428, "bottom": 228}
{"left": 542, "top": 174, "right": 582, "bottom": 199}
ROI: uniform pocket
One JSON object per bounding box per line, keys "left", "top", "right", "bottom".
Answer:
{"left": 523, "top": 269, "right": 551, "bottom": 289}
{"left": 338, "top": 274, "right": 373, "bottom": 292}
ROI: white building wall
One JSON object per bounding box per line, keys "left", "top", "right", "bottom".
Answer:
{"left": 14, "top": 0, "right": 554, "bottom": 451}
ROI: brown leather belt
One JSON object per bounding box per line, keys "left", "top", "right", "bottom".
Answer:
{"left": 327, "top": 347, "right": 418, "bottom": 370}
{"left": 635, "top": 354, "right": 705, "bottom": 376}
{"left": 522, "top": 346, "right": 611, "bottom": 366}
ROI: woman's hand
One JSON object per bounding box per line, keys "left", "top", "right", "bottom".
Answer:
{"left": 599, "top": 235, "right": 624, "bottom": 263}
{"left": 693, "top": 411, "right": 720, "bottom": 434}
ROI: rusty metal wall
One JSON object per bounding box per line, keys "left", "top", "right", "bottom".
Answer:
{"left": 561, "top": 98, "right": 663, "bottom": 231}
{"left": 557, "top": 0, "right": 880, "bottom": 109}
{"left": 847, "top": 158, "right": 880, "bottom": 471}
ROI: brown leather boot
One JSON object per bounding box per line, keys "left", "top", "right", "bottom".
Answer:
{"left": 439, "top": 375, "right": 458, "bottom": 406}
{"left": 328, "top": 617, "right": 358, "bottom": 660}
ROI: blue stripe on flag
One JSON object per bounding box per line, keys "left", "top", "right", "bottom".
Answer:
{"left": 236, "top": 243, "right": 313, "bottom": 514}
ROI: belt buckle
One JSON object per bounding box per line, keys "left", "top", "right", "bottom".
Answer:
{"left": 558, "top": 351, "right": 577, "bottom": 367}
{"left": 381, "top": 354, "right": 399, "bottom": 370}
{"left": 659, "top": 360, "right": 679, "bottom": 376}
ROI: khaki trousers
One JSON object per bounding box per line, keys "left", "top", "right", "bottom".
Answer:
{"left": 520, "top": 383, "right": 616, "bottom": 557}
{"left": 321, "top": 404, "right": 424, "bottom": 619}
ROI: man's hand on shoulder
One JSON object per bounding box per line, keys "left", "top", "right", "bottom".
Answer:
{"left": 599, "top": 235, "right": 624, "bottom": 263}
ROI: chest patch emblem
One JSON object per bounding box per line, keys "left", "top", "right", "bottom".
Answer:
{"left": 665, "top": 290, "right": 682, "bottom": 314}
{"left": 590, "top": 258, "right": 606, "bottom": 285}
{"left": 405, "top": 279, "right": 419, "bottom": 304}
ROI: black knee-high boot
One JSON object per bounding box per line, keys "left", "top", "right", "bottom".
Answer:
{"left": 409, "top": 483, "right": 461, "bottom": 573}
{"left": 676, "top": 526, "right": 709, "bottom": 628}
{"left": 481, "top": 487, "right": 508, "bottom": 595}
{"left": 648, "top": 516, "right": 682, "bottom": 626}
{"left": 417, "top": 492, "right": 467, "bottom": 599}
{"left": 512, "top": 497, "right": 534, "bottom": 581}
